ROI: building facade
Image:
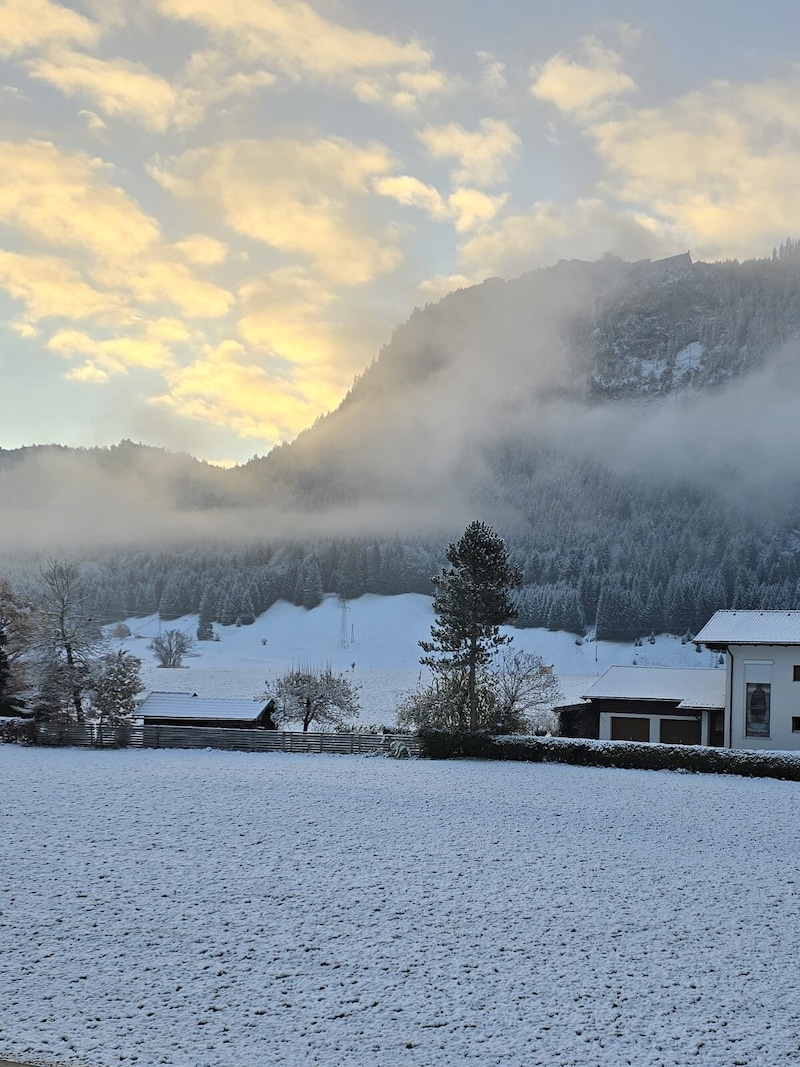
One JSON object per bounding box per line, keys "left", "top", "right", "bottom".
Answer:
{"left": 694, "top": 611, "right": 800, "bottom": 751}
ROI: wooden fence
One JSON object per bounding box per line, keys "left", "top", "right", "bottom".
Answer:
{"left": 34, "top": 722, "right": 420, "bottom": 757}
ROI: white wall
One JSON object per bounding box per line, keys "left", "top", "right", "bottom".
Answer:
{"left": 727, "top": 645, "right": 800, "bottom": 751}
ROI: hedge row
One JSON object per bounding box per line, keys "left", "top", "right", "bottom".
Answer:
{"left": 416, "top": 729, "right": 800, "bottom": 781}
{"left": 0, "top": 718, "right": 37, "bottom": 744}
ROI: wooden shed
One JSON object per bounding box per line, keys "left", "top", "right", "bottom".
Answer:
{"left": 139, "top": 692, "right": 277, "bottom": 729}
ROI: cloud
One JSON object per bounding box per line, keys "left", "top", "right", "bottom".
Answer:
{"left": 374, "top": 175, "right": 506, "bottom": 233}
{"left": 0, "top": 0, "right": 99, "bottom": 57}
{"left": 373, "top": 175, "right": 449, "bottom": 220}
{"left": 27, "top": 47, "right": 277, "bottom": 132}
{"left": 47, "top": 326, "right": 177, "bottom": 375}
{"left": 417, "top": 118, "right": 520, "bottom": 186}
{"left": 447, "top": 188, "right": 507, "bottom": 233}
{"left": 152, "top": 339, "right": 345, "bottom": 443}
{"left": 531, "top": 36, "right": 635, "bottom": 115}
{"left": 28, "top": 52, "right": 185, "bottom": 133}
{"left": 0, "top": 140, "right": 159, "bottom": 260}
{"left": 417, "top": 273, "right": 477, "bottom": 300}
{"left": 477, "top": 51, "right": 507, "bottom": 94}
{"left": 93, "top": 258, "right": 234, "bottom": 319}
{"left": 582, "top": 76, "right": 800, "bottom": 259}
{"left": 459, "top": 198, "right": 673, "bottom": 277}
{"left": 147, "top": 0, "right": 444, "bottom": 110}
{"left": 151, "top": 137, "right": 402, "bottom": 284}
{"left": 0, "top": 251, "right": 120, "bottom": 321}
{"left": 174, "top": 234, "right": 228, "bottom": 266}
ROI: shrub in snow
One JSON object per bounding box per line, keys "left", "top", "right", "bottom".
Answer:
{"left": 0, "top": 717, "right": 36, "bottom": 744}
{"left": 388, "top": 739, "right": 413, "bottom": 759}
{"left": 149, "top": 629, "right": 195, "bottom": 668}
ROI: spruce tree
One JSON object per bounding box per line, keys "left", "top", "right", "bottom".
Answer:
{"left": 420, "top": 521, "right": 521, "bottom": 732}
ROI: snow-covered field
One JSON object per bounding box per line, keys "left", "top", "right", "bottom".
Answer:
{"left": 120, "top": 594, "right": 713, "bottom": 726}
{"left": 2, "top": 747, "right": 799, "bottom": 1067}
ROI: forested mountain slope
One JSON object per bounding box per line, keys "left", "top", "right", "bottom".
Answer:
{"left": 4, "top": 246, "right": 800, "bottom": 637}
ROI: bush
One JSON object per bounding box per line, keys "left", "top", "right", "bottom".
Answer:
{"left": 416, "top": 729, "right": 800, "bottom": 781}
{"left": 0, "top": 718, "right": 36, "bottom": 744}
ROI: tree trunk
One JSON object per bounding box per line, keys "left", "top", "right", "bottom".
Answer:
{"left": 468, "top": 635, "right": 478, "bottom": 732}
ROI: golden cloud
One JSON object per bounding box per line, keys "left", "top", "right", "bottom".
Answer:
{"left": 28, "top": 47, "right": 277, "bottom": 131}
{"left": 417, "top": 118, "right": 520, "bottom": 187}
{"left": 152, "top": 137, "right": 402, "bottom": 285}
{"left": 531, "top": 37, "right": 635, "bottom": 115}
{"left": 0, "top": 251, "right": 120, "bottom": 320}
{"left": 174, "top": 234, "right": 228, "bottom": 266}
{"left": 47, "top": 328, "right": 177, "bottom": 374}
{"left": 374, "top": 175, "right": 506, "bottom": 233}
{"left": 28, "top": 51, "right": 184, "bottom": 133}
{"left": 148, "top": 0, "right": 443, "bottom": 108}
{"left": 0, "top": 140, "right": 159, "bottom": 259}
{"left": 584, "top": 76, "right": 800, "bottom": 258}
{"left": 93, "top": 258, "right": 234, "bottom": 319}
{"left": 0, "top": 0, "right": 98, "bottom": 57}
{"left": 154, "top": 340, "right": 346, "bottom": 443}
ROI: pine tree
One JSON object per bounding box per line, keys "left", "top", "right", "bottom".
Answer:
{"left": 420, "top": 521, "right": 522, "bottom": 732}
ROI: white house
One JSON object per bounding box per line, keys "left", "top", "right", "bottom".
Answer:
{"left": 694, "top": 610, "right": 800, "bottom": 751}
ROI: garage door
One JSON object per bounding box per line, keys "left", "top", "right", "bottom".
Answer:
{"left": 659, "top": 718, "right": 701, "bottom": 746}
{"left": 610, "top": 716, "right": 650, "bottom": 742}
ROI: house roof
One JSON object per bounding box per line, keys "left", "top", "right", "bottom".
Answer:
{"left": 581, "top": 666, "right": 725, "bottom": 709}
{"left": 139, "top": 692, "right": 266, "bottom": 721}
{"left": 694, "top": 610, "right": 800, "bottom": 647}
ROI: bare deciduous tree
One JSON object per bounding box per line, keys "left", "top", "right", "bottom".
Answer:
{"left": 149, "top": 629, "right": 195, "bottom": 668}
{"left": 34, "top": 560, "right": 103, "bottom": 722}
{"left": 271, "top": 663, "right": 360, "bottom": 732}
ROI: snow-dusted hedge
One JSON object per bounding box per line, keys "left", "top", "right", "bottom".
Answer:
{"left": 0, "top": 717, "right": 36, "bottom": 744}
{"left": 417, "top": 729, "right": 800, "bottom": 780}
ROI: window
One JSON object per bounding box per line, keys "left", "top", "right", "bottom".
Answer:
{"left": 793, "top": 666, "right": 800, "bottom": 681}
{"left": 793, "top": 717, "right": 800, "bottom": 733}
{"left": 745, "top": 682, "right": 771, "bottom": 738}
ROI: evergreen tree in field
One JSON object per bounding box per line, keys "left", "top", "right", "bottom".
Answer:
{"left": 420, "top": 520, "right": 522, "bottom": 732}
{"left": 196, "top": 592, "right": 215, "bottom": 641}
{"left": 87, "top": 651, "right": 144, "bottom": 726}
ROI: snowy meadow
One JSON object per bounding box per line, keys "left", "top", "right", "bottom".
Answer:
{"left": 119, "top": 593, "right": 712, "bottom": 727}
{"left": 2, "top": 747, "right": 799, "bottom": 1067}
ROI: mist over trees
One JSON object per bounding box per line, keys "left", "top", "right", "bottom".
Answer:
{"left": 5, "top": 249, "right": 800, "bottom": 638}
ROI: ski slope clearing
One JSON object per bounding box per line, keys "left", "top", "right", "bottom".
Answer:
{"left": 2, "top": 747, "right": 799, "bottom": 1067}
{"left": 121, "top": 594, "right": 711, "bottom": 726}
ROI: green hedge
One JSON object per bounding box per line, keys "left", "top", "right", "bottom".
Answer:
{"left": 416, "top": 729, "right": 800, "bottom": 781}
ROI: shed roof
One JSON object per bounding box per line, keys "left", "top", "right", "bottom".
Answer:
{"left": 582, "top": 666, "right": 725, "bottom": 709}
{"left": 139, "top": 692, "right": 266, "bottom": 721}
{"left": 694, "top": 610, "right": 800, "bottom": 647}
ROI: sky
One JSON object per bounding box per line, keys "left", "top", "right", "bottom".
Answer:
{"left": 2, "top": 1, "right": 800, "bottom": 465}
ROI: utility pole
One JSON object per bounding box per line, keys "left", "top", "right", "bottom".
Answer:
{"left": 338, "top": 596, "right": 349, "bottom": 649}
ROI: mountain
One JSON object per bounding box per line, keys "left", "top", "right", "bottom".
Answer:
{"left": 4, "top": 246, "right": 800, "bottom": 638}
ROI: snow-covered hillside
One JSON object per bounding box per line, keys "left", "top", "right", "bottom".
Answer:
{"left": 118, "top": 594, "right": 715, "bottom": 726}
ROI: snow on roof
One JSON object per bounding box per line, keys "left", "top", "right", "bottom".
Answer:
{"left": 139, "top": 692, "right": 265, "bottom": 720}
{"left": 582, "top": 666, "right": 725, "bottom": 709}
{"left": 694, "top": 610, "right": 800, "bottom": 646}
